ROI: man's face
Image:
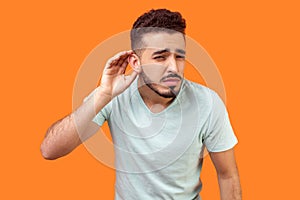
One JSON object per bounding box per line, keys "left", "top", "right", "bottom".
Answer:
{"left": 138, "top": 32, "right": 186, "bottom": 98}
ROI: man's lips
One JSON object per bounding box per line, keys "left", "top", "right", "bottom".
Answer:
{"left": 162, "top": 78, "right": 181, "bottom": 86}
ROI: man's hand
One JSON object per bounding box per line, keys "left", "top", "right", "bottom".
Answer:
{"left": 99, "top": 50, "right": 138, "bottom": 98}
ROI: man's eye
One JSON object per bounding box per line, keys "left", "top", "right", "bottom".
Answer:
{"left": 176, "top": 55, "right": 185, "bottom": 59}
{"left": 154, "top": 56, "right": 165, "bottom": 60}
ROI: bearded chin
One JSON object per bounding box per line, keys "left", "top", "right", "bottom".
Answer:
{"left": 141, "top": 72, "right": 177, "bottom": 98}
{"left": 146, "top": 82, "right": 176, "bottom": 98}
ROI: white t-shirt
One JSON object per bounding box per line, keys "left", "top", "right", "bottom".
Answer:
{"left": 90, "top": 78, "right": 238, "bottom": 200}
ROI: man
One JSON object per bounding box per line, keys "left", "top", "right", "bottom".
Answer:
{"left": 41, "top": 9, "right": 242, "bottom": 200}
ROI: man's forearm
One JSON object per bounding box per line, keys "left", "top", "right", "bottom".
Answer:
{"left": 40, "top": 88, "right": 111, "bottom": 160}
{"left": 218, "top": 174, "right": 242, "bottom": 200}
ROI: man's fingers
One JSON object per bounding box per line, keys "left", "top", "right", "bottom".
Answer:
{"left": 105, "top": 58, "right": 117, "bottom": 69}
{"left": 105, "top": 51, "right": 126, "bottom": 68}
{"left": 106, "top": 51, "right": 132, "bottom": 69}
{"left": 118, "top": 59, "right": 129, "bottom": 74}
{"left": 116, "top": 55, "right": 127, "bottom": 66}
{"left": 117, "top": 65, "right": 126, "bottom": 75}
{"left": 116, "top": 51, "right": 133, "bottom": 66}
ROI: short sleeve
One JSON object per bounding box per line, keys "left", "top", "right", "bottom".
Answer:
{"left": 203, "top": 90, "right": 238, "bottom": 152}
{"left": 83, "top": 88, "right": 112, "bottom": 126}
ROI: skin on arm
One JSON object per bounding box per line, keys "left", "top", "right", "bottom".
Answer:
{"left": 40, "top": 50, "right": 138, "bottom": 160}
{"left": 209, "top": 148, "right": 242, "bottom": 200}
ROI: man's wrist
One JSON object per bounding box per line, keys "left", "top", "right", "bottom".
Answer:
{"left": 92, "top": 86, "right": 113, "bottom": 112}
{"left": 96, "top": 86, "right": 113, "bottom": 98}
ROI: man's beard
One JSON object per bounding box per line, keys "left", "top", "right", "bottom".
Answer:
{"left": 140, "top": 71, "right": 182, "bottom": 98}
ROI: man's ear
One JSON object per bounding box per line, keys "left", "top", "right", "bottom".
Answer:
{"left": 128, "top": 53, "right": 142, "bottom": 74}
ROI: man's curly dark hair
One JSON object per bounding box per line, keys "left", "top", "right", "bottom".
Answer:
{"left": 130, "top": 9, "right": 186, "bottom": 55}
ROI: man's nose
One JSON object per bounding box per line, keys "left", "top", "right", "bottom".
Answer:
{"left": 166, "top": 56, "right": 178, "bottom": 73}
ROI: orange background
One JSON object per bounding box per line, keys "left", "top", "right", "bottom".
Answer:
{"left": 1, "top": 0, "right": 299, "bottom": 199}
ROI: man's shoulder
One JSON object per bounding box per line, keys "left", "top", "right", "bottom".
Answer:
{"left": 182, "top": 79, "right": 214, "bottom": 96}
{"left": 181, "top": 79, "right": 223, "bottom": 107}
{"left": 184, "top": 79, "right": 206, "bottom": 89}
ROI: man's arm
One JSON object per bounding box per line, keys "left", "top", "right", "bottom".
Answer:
{"left": 40, "top": 50, "right": 137, "bottom": 160}
{"left": 40, "top": 88, "right": 111, "bottom": 160}
{"left": 209, "top": 148, "right": 242, "bottom": 200}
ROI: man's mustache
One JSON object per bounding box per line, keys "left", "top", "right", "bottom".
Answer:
{"left": 161, "top": 74, "right": 182, "bottom": 81}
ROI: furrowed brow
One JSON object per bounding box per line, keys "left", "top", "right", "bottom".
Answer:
{"left": 152, "top": 48, "right": 170, "bottom": 56}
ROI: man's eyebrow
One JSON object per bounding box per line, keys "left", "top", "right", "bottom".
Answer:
{"left": 152, "top": 48, "right": 186, "bottom": 56}
{"left": 175, "top": 49, "right": 186, "bottom": 55}
{"left": 152, "top": 48, "right": 170, "bottom": 56}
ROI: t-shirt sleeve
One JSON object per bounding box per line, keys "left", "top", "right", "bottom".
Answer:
{"left": 83, "top": 88, "right": 112, "bottom": 126}
{"left": 203, "top": 90, "right": 238, "bottom": 152}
